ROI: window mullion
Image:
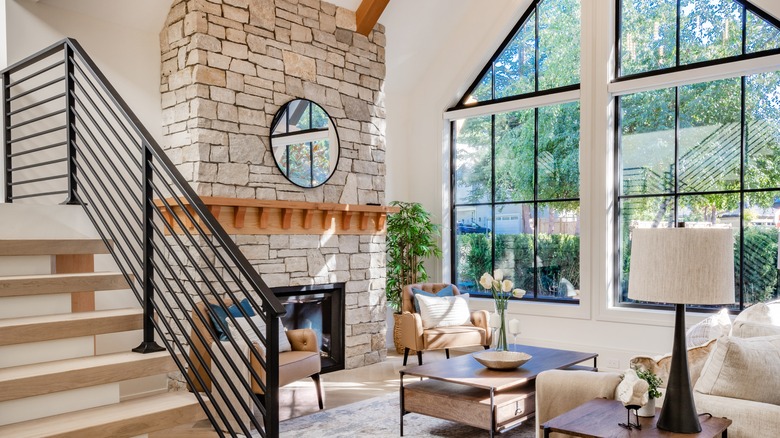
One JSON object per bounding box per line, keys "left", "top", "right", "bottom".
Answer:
{"left": 533, "top": 107, "right": 539, "bottom": 299}
{"left": 739, "top": 75, "right": 747, "bottom": 310}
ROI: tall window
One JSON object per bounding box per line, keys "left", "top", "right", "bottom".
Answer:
{"left": 615, "top": 0, "right": 780, "bottom": 310}
{"left": 451, "top": 0, "right": 581, "bottom": 302}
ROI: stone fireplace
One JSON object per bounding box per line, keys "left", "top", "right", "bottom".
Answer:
{"left": 159, "top": 0, "right": 388, "bottom": 368}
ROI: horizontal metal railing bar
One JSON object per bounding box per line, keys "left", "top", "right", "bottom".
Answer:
{"left": 8, "top": 108, "right": 66, "bottom": 130}
{"left": 7, "top": 141, "right": 67, "bottom": 158}
{"left": 9, "top": 125, "right": 66, "bottom": 144}
{"left": 10, "top": 173, "right": 67, "bottom": 186}
{"left": 6, "top": 59, "right": 65, "bottom": 88}
{"left": 0, "top": 40, "right": 64, "bottom": 76}
{"left": 8, "top": 92, "right": 66, "bottom": 116}
{"left": 72, "top": 174, "right": 143, "bottom": 260}
{"left": 72, "top": 140, "right": 144, "bottom": 228}
{"left": 7, "top": 76, "right": 65, "bottom": 102}
{"left": 72, "top": 63, "right": 143, "bottom": 151}
{"left": 9, "top": 189, "right": 68, "bottom": 200}
{"left": 73, "top": 110, "right": 144, "bottom": 194}
{"left": 149, "top": 174, "right": 258, "bottom": 300}
{"left": 10, "top": 157, "right": 67, "bottom": 171}
{"left": 71, "top": 88, "right": 142, "bottom": 173}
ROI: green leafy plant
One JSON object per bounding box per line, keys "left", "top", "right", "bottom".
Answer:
{"left": 386, "top": 201, "right": 443, "bottom": 313}
{"left": 635, "top": 368, "right": 663, "bottom": 400}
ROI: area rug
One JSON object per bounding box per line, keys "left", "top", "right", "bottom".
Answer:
{"left": 279, "top": 392, "right": 536, "bottom": 437}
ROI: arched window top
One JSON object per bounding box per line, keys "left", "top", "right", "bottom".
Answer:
{"left": 454, "top": 0, "right": 581, "bottom": 109}
{"left": 619, "top": 0, "right": 780, "bottom": 78}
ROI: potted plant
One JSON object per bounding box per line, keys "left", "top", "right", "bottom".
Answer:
{"left": 386, "top": 201, "right": 442, "bottom": 353}
{"left": 635, "top": 367, "right": 663, "bottom": 417}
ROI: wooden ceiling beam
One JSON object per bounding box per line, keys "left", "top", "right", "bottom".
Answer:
{"left": 355, "top": 0, "right": 389, "bottom": 36}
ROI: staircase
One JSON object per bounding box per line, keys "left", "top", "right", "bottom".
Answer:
{"left": 1, "top": 38, "right": 286, "bottom": 437}
{"left": 0, "top": 236, "right": 208, "bottom": 437}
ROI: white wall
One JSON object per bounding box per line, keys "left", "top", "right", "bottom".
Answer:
{"left": 3, "top": 0, "right": 166, "bottom": 146}
{"left": 381, "top": 0, "right": 780, "bottom": 370}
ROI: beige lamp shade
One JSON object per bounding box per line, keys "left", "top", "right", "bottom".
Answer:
{"left": 628, "top": 228, "right": 736, "bottom": 305}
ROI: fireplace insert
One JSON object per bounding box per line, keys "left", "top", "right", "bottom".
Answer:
{"left": 272, "top": 283, "right": 345, "bottom": 373}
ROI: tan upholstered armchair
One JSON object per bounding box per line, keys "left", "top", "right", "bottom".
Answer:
{"left": 187, "top": 300, "right": 323, "bottom": 415}
{"left": 399, "top": 283, "right": 492, "bottom": 366}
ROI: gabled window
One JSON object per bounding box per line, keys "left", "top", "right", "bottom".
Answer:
{"left": 450, "top": 0, "right": 581, "bottom": 303}
{"left": 615, "top": 0, "right": 780, "bottom": 310}
{"left": 618, "top": 0, "right": 780, "bottom": 78}
{"left": 455, "top": 0, "right": 581, "bottom": 107}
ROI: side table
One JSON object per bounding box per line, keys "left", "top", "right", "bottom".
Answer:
{"left": 541, "top": 398, "right": 731, "bottom": 438}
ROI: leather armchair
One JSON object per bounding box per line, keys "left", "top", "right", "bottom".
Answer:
{"left": 187, "top": 300, "right": 323, "bottom": 409}
{"left": 399, "top": 283, "right": 492, "bottom": 365}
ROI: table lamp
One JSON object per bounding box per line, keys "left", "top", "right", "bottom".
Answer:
{"left": 628, "top": 227, "right": 735, "bottom": 433}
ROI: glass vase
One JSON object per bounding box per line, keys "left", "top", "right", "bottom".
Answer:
{"left": 495, "top": 303, "right": 509, "bottom": 352}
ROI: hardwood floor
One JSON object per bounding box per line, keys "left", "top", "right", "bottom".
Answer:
{"left": 152, "top": 348, "right": 477, "bottom": 437}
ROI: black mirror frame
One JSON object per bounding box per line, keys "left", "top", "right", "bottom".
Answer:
{"left": 269, "top": 99, "right": 341, "bottom": 189}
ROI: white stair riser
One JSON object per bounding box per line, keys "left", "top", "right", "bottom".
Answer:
{"left": 96, "top": 289, "right": 138, "bottom": 311}
{"left": 96, "top": 330, "right": 146, "bottom": 355}
{"left": 0, "top": 205, "right": 98, "bottom": 239}
{"left": 120, "top": 375, "right": 169, "bottom": 400}
{"left": 0, "top": 337, "right": 94, "bottom": 368}
{"left": 0, "top": 255, "right": 52, "bottom": 277}
{"left": 0, "top": 383, "right": 119, "bottom": 426}
{"left": 0, "top": 294, "right": 71, "bottom": 319}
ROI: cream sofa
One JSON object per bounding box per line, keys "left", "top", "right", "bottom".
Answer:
{"left": 536, "top": 301, "right": 780, "bottom": 438}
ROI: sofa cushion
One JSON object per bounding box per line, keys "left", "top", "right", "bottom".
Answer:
{"left": 686, "top": 308, "right": 731, "bottom": 347}
{"left": 630, "top": 338, "right": 716, "bottom": 389}
{"left": 415, "top": 293, "right": 471, "bottom": 329}
{"left": 227, "top": 315, "right": 292, "bottom": 353}
{"left": 423, "top": 325, "right": 485, "bottom": 350}
{"left": 732, "top": 300, "right": 780, "bottom": 338}
{"left": 694, "top": 334, "right": 780, "bottom": 405}
{"left": 278, "top": 351, "right": 320, "bottom": 388}
{"left": 208, "top": 298, "right": 256, "bottom": 341}
{"left": 411, "top": 284, "right": 454, "bottom": 313}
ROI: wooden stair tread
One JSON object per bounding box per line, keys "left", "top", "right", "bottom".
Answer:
{"left": 0, "top": 308, "right": 143, "bottom": 346}
{"left": 0, "top": 351, "right": 176, "bottom": 402}
{"left": 0, "top": 392, "right": 209, "bottom": 438}
{"left": 0, "top": 238, "right": 110, "bottom": 256}
{"left": 0, "top": 272, "right": 129, "bottom": 297}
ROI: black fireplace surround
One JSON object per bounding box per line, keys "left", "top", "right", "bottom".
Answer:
{"left": 272, "top": 283, "right": 345, "bottom": 374}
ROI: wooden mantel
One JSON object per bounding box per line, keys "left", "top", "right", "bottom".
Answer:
{"left": 155, "top": 196, "right": 399, "bottom": 235}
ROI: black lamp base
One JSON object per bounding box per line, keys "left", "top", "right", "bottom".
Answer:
{"left": 657, "top": 303, "right": 701, "bottom": 434}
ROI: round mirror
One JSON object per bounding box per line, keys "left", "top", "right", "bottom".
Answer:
{"left": 270, "top": 99, "right": 340, "bottom": 188}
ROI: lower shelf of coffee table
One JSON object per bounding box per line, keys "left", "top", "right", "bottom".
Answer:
{"left": 403, "top": 379, "right": 535, "bottom": 432}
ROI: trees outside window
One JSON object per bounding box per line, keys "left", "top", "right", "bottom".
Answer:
{"left": 616, "top": 0, "right": 780, "bottom": 309}
{"left": 451, "top": 0, "right": 581, "bottom": 302}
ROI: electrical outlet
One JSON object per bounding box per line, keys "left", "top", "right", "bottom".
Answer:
{"left": 605, "top": 358, "right": 620, "bottom": 369}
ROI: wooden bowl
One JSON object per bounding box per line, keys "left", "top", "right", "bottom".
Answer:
{"left": 473, "top": 351, "right": 532, "bottom": 370}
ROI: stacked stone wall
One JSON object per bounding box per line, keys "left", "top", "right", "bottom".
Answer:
{"left": 160, "top": 0, "right": 387, "bottom": 368}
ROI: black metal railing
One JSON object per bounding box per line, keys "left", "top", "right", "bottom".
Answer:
{"left": 2, "top": 38, "right": 285, "bottom": 437}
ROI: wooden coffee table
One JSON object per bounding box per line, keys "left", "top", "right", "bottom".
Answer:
{"left": 541, "top": 398, "right": 731, "bottom": 437}
{"left": 399, "top": 344, "right": 598, "bottom": 437}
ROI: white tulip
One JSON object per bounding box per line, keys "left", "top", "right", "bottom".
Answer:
{"left": 493, "top": 269, "right": 504, "bottom": 281}
{"left": 489, "top": 312, "right": 501, "bottom": 329}
{"left": 479, "top": 273, "right": 494, "bottom": 290}
{"left": 501, "top": 279, "right": 513, "bottom": 292}
{"left": 492, "top": 280, "right": 501, "bottom": 291}
{"left": 512, "top": 288, "right": 525, "bottom": 298}
{"left": 508, "top": 318, "right": 521, "bottom": 335}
